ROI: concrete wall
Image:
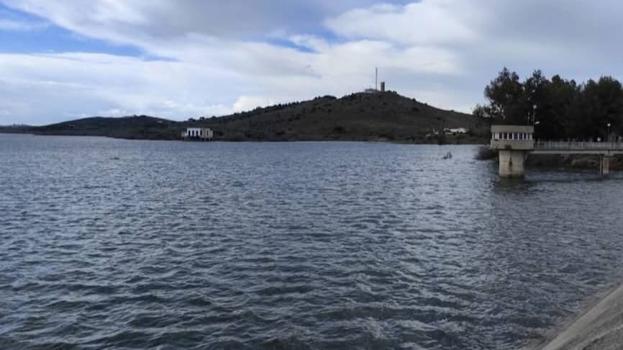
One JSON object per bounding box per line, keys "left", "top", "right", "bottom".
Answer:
{"left": 600, "top": 156, "right": 611, "bottom": 176}
{"left": 491, "top": 139, "right": 535, "bottom": 151}
{"left": 499, "top": 150, "right": 527, "bottom": 177}
{"left": 490, "top": 125, "right": 535, "bottom": 152}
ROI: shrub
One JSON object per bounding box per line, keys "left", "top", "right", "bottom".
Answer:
{"left": 475, "top": 145, "right": 496, "bottom": 160}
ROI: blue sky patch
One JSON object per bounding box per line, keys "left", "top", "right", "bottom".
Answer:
{"left": 0, "top": 4, "right": 147, "bottom": 57}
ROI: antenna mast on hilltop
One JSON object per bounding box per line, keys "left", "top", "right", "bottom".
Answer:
{"left": 375, "top": 67, "right": 378, "bottom": 90}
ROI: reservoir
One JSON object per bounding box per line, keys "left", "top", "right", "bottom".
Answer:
{"left": 1, "top": 134, "right": 623, "bottom": 349}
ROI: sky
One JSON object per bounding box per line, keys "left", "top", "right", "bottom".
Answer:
{"left": 1, "top": 0, "right": 622, "bottom": 125}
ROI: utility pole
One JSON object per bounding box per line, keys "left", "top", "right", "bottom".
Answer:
{"left": 375, "top": 67, "right": 378, "bottom": 91}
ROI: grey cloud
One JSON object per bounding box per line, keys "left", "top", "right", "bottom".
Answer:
{"left": 0, "top": 0, "right": 408, "bottom": 41}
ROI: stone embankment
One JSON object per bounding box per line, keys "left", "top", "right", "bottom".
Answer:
{"left": 535, "top": 283, "right": 623, "bottom": 350}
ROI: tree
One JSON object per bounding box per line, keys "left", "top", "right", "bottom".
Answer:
{"left": 484, "top": 68, "right": 528, "bottom": 124}
{"left": 478, "top": 69, "right": 623, "bottom": 140}
{"left": 547, "top": 75, "right": 578, "bottom": 139}
{"left": 568, "top": 77, "right": 623, "bottom": 139}
{"left": 472, "top": 104, "right": 493, "bottom": 119}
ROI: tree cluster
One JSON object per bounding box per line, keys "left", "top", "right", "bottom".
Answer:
{"left": 475, "top": 68, "right": 623, "bottom": 140}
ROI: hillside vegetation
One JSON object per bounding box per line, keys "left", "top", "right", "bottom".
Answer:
{"left": 33, "top": 116, "right": 180, "bottom": 139}
{"left": 199, "top": 91, "right": 486, "bottom": 143}
{"left": 6, "top": 91, "right": 488, "bottom": 143}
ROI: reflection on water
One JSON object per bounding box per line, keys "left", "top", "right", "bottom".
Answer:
{"left": 1, "top": 134, "right": 623, "bottom": 349}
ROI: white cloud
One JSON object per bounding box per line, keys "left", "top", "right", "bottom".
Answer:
{"left": 2, "top": 0, "right": 623, "bottom": 124}
{"left": 0, "top": 53, "right": 239, "bottom": 124}
{"left": 326, "top": 1, "right": 480, "bottom": 46}
{"left": 233, "top": 96, "right": 277, "bottom": 113}
{"left": 0, "top": 0, "right": 389, "bottom": 43}
{"left": 0, "top": 3, "right": 466, "bottom": 124}
{"left": 0, "top": 18, "right": 47, "bottom": 31}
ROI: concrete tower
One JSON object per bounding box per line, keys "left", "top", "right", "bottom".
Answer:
{"left": 490, "top": 125, "right": 535, "bottom": 177}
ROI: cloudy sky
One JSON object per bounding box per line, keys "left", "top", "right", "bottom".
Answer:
{"left": 0, "top": 0, "right": 621, "bottom": 125}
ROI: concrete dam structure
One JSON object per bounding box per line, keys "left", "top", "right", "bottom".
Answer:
{"left": 490, "top": 125, "right": 623, "bottom": 177}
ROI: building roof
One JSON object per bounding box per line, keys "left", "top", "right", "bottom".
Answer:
{"left": 491, "top": 125, "right": 534, "bottom": 133}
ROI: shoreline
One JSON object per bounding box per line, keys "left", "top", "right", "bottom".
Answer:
{"left": 0, "top": 132, "right": 488, "bottom": 145}
{"left": 528, "top": 281, "right": 623, "bottom": 349}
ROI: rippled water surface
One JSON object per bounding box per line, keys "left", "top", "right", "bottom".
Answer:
{"left": 2, "top": 134, "right": 623, "bottom": 349}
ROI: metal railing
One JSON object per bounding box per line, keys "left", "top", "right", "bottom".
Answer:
{"left": 535, "top": 141, "right": 623, "bottom": 151}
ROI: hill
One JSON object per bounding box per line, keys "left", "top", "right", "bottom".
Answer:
{"left": 9, "top": 91, "right": 488, "bottom": 143}
{"left": 199, "top": 91, "right": 487, "bottom": 143}
{"left": 0, "top": 124, "right": 33, "bottom": 134}
{"left": 33, "top": 115, "right": 180, "bottom": 139}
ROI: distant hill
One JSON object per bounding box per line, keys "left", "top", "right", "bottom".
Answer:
{"left": 0, "top": 124, "right": 33, "bottom": 134}
{"left": 5, "top": 91, "right": 489, "bottom": 143}
{"left": 199, "top": 91, "right": 487, "bottom": 143}
{"left": 32, "top": 115, "right": 180, "bottom": 139}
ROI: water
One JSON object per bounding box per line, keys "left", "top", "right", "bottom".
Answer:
{"left": 1, "top": 134, "right": 623, "bottom": 349}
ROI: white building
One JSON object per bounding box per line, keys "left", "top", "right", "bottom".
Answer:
{"left": 182, "top": 127, "right": 214, "bottom": 140}
{"left": 490, "top": 125, "right": 535, "bottom": 177}
{"left": 445, "top": 128, "right": 469, "bottom": 135}
{"left": 490, "top": 125, "right": 534, "bottom": 147}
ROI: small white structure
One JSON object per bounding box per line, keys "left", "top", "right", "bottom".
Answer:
{"left": 491, "top": 125, "right": 534, "bottom": 149}
{"left": 363, "top": 82, "right": 387, "bottom": 94}
{"left": 182, "top": 127, "right": 213, "bottom": 141}
{"left": 445, "top": 128, "right": 469, "bottom": 135}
